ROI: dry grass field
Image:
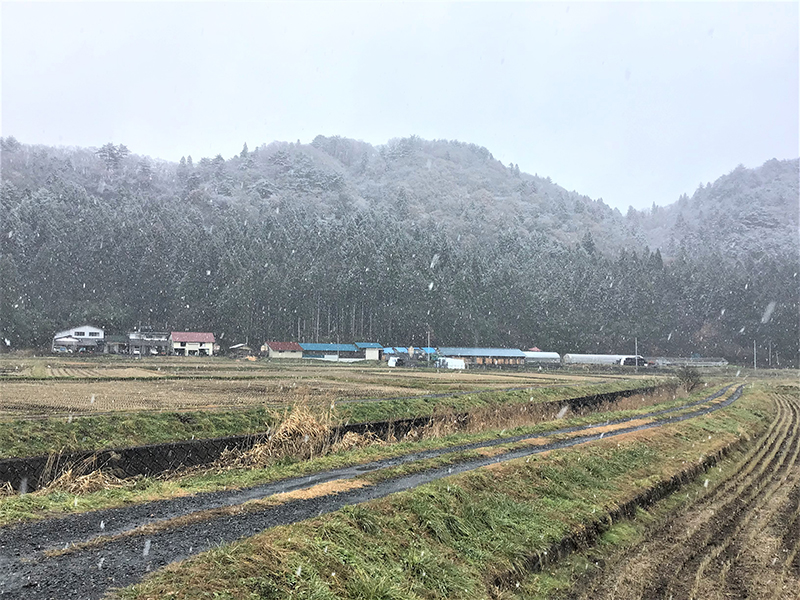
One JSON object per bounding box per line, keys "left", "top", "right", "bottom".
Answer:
{"left": 0, "top": 356, "right": 623, "bottom": 420}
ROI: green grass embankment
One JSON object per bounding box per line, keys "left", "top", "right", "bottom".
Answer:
{"left": 0, "top": 408, "right": 276, "bottom": 460}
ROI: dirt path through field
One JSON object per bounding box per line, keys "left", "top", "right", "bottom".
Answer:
{"left": 570, "top": 392, "right": 800, "bottom": 600}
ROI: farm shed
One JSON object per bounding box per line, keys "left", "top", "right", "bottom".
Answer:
{"left": 128, "top": 331, "right": 169, "bottom": 356}
{"left": 523, "top": 350, "right": 561, "bottom": 365}
{"left": 413, "top": 347, "right": 437, "bottom": 364}
{"left": 264, "top": 341, "right": 303, "bottom": 359}
{"left": 354, "top": 342, "right": 383, "bottom": 361}
{"left": 383, "top": 347, "right": 411, "bottom": 360}
{"left": 170, "top": 332, "right": 215, "bottom": 356}
{"left": 436, "top": 347, "right": 527, "bottom": 366}
{"left": 562, "top": 354, "right": 627, "bottom": 365}
{"left": 562, "top": 354, "right": 646, "bottom": 366}
{"left": 52, "top": 325, "right": 104, "bottom": 353}
{"left": 227, "top": 343, "right": 253, "bottom": 358}
{"left": 653, "top": 356, "right": 729, "bottom": 367}
{"left": 103, "top": 335, "right": 128, "bottom": 354}
{"left": 299, "top": 343, "right": 360, "bottom": 361}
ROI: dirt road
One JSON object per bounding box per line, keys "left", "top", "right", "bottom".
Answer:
{"left": 570, "top": 392, "right": 800, "bottom": 600}
{"left": 0, "top": 385, "right": 743, "bottom": 599}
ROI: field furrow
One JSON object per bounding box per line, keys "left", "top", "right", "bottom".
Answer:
{"left": 682, "top": 396, "right": 800, "bottom": 599}
{"left": 571, "top": 392, "right": 800, "bottom": 600}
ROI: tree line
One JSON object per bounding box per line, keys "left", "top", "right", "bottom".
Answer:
{"left": 0, "top": 137, "right": 796, "bottom": 366}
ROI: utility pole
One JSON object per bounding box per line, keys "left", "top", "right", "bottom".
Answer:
{"left": 427, "top": 329, "right": 431, "bottom": 366}
{"left": 753, "top": 340, "right": 757, "bottom": 371}
{"left": 635, "top": 337, "right": 638, "bottom": 373}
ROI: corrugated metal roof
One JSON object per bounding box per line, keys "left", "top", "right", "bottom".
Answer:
{"left": 437, "top": 347, "right": 527, "bottom": 358}
{"left": 267, "top": 341, "right": 303, "bottom": 352}
{"left": 383, "top": 347, "right": 395, "bottom": 354}
{"left": 299, "top": 343, "right": 358, "bottom": 352}
{"left": 354, "top": 342, "right": 383, "bottom": 349}
{"left": 171, "top": 332, "right": 215, "bottom": 343}
{"left": 421, "top": 347, "right": 437, "bottom": 354}
{"left": 54, "top": 325, "right": 104, "bottom": 338}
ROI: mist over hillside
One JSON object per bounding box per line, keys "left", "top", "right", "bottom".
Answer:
{"left": 1, "top": 135, "right": 797, "bottom": 365}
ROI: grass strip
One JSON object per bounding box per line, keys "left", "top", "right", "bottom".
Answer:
{"left": 336, "top": 378, "right": 663, "bottom": 423}
{"left": 112, "top": 384, "right": 775, "bottom": 600}
{"left": 0, "top": 406, "right": 277, "bottom": 460}
{"left": 0, "top": 379, "right": 660, "bottom": 460}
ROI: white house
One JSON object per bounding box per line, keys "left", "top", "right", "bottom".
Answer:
{"left": 170, "top": 332, "right": 215, "bottom": 356}
{"left": 52, "top": 325, "right": 104, "bottom": 352}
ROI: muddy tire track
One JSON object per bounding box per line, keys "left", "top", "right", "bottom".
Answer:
{"left": 0, "top": 385, "right": 743, "bottom": 599}
{"left": 571, "top": 392, "right": 800, "bottom": 600}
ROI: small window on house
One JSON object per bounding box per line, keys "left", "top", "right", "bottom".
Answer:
{"left": 180, "top": 341, "right": 186, "bottom": 347}
{"left": 75, "top": 332, "right": 85, "bottom": 337}
{"left": 89, "top": 332, "right": 100, "bottom": 337}
{"left": 198, "top": 342, "right": 204, "bottom": 346}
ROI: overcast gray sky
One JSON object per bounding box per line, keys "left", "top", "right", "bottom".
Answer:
{"left": 2, "top": 1, "right": 798, "bottom": 211}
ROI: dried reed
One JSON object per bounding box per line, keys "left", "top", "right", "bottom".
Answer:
{"left": 409, "top": 385, "right": 679, "bottom": 442}
{"left": 332, "top": 431, "right": 384, "bottom": 453}
{"left": 38, "top": 467, "right": 128, "bottom": 495}
{"left": 0, "top": 481, "right": 14, "bottom": 497}
{"left": 218, "top": 400, "right": 336, "bottom": 468}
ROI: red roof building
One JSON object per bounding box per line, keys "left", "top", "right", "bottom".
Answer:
{"left": 264, "top": 341, "right": 303, "bottom": 359}
{"left": 265, "top": 341, "right": 302, "bottom": 352}
{"left": 169, "top": 332, "right": 216, "bottom": 356}
{"left": 171, "top": 332, "right": 215, "bottom": 343}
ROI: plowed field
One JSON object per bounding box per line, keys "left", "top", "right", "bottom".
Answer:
{"left": 0, "top": 357, "right": 625, "bottom": 420}
{"left": 571, "top": 392, "right": 800, "bottom": 600}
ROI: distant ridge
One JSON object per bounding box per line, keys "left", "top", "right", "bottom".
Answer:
{"left": 1, "top": 134, "right": 797, "bottom": 364}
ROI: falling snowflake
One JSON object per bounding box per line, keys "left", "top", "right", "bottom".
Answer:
{"left": 761, "top": 301, "right": 776, "bottom": 324}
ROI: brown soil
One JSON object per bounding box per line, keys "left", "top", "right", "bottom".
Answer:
{"left": 569, "top": 392, "right": 800, "bottom": 600}
{"left": 0, "top": 358, "right": 599, "bottom": 419}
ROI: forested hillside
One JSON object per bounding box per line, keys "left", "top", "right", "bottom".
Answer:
{"left": 0, "top": 135, "right": 797, "bottom": 365}
{"left": 629, "top": 158, "right": 799, "bottom": 261}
